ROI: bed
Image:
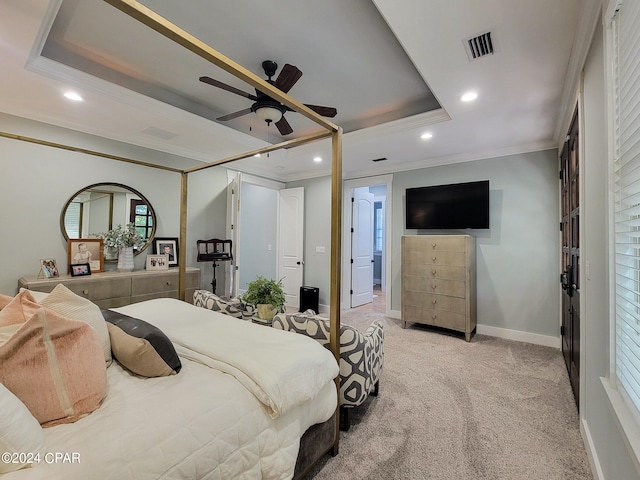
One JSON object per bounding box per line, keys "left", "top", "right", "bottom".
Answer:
{"left": 0, "top": 292, "right": 339, "bottom": 480}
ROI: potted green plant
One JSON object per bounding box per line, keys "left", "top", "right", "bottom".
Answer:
{"left": 241, "top": 275, "right": 286, "bottom": 320}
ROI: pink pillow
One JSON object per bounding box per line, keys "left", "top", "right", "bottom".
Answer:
{"left": 0, "top": 293, "right": 14, "bottom": 310}
{"left": 0, "top": 297, "right": 107, "bottom": 427}
{"left": 0, "top": 290, "right": 38, "bottom": 325}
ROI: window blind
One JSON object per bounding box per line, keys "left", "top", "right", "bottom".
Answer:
{"left": 64, "top": 202, "right": 81, "bottom": 238}
{"left": 613, "top": 0, "right": 640, "bottom": 413}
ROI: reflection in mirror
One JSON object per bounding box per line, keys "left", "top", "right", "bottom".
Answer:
{"left": 61, "top": 183, "right": 156, "bottom": 260}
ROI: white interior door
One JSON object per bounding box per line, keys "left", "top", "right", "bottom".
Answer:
{"left": 351, "top": 188, "right": 374, "bottom": 307}
{"left": 278, "top": 187, "right": 304, "bottom": 309}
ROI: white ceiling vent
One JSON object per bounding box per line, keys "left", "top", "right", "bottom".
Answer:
{"left": 465, "top": 32, "right": 494, "bottom": 61}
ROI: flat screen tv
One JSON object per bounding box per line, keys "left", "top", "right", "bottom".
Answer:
{"left": 405, "top": 180, "right": 490, "bottom": 229}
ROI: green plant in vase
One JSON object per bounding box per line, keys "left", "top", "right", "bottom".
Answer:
{"left": 94, "top": 223, "right": 145, "bottom": 271}
{"left": 241, "top": 275, "right": 285, "bottom": 320}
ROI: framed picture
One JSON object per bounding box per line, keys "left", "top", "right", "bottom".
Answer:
{"left": 67, "top": 239, "right": 104, "bottom": 274}
{"left": 70, "top": 263, "right": 91, "bottom": 277}
{"left": 146, "top": 254, "right": 169, "bottom": 271}
{"left": 153, "top": 237, "right": 178, "bottom": 267}
{"left": 39, "top": 258, "right": 59, "bottom": 278}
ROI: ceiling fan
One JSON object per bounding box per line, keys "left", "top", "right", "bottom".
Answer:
{"left": 199, "top": 60, "right": 337, "bottom": 135}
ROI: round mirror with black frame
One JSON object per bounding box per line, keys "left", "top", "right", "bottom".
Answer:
{"left": 60, "top": 183, "right": 156, "bottom": 261}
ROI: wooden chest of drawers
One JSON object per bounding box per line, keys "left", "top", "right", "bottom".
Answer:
{"left": 401, "top": 235, "right": 476, "bottom": 341}
{"left": 18, "top": 268, "right": 201, "bottom": 309}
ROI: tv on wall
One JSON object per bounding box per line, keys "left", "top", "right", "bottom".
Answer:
{"left": 405, "top": 180, "right": 490, "bottom": 230}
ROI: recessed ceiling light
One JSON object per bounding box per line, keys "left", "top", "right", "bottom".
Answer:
{"left": 313, "top": 156, "right": 322, "bottom": 163}
{"left": 460, "top": 91, "right": 478, "bottom": 102}
{"left": 420, "top": 132, "right": 433, "bottom": 140}
{"left": 254, "top": 153, "right": 261, "bottom": 157}
{"left": 64, "top": 91, "right": 83, "bottom": 102}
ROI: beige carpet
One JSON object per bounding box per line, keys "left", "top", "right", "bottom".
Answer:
{"left": 306, "top": 289, "right": 593, "bottom": 480}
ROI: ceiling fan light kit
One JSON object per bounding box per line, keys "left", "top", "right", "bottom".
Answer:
{"left": 200, "top": 60, "right": 336, "bottom": 135}
{"left": 253, "top": 105, "right": 284, "bottom": 123}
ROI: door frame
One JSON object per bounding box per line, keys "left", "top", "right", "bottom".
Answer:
{"left": 342, "top": 174, "right": 393, "bottom": 313}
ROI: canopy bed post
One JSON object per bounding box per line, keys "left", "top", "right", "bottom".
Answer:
{"left": 178, "top": 171, "right": 188, "bottom": 301}
{"left": 330, "top": 127, "right": 343, "bottom": 454}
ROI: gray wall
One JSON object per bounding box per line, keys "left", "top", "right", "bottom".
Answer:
{"left": 392, "top": 150, "right": 561, "bottom": 338}
{"left": 287, "top": 176, "right": 332, "bottom": 306}
{"left": 289, "top": 149, "right": 560, "bottom": 340}
{"left": 0, "top": 113, "right": 228, "bottom": 295}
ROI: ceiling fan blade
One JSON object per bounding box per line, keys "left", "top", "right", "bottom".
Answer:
{"left": 274, "top": 64, "right": 303, "bottom": 93}
{"left": 275, "top": 116, "right": 294, "bottom": 135}
{"left": 217, "top": 107, "right": 253, "bottom": 121}
{"left": 305, "top": 104, "right": 338, "bottom": 118}
{"left": 199, "top": 76, "right": 258, "bottom": 100}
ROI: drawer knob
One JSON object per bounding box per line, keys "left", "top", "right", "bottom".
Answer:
{"left": 432, "top": 270, "right": 437, "bottom": 276}
{"left": 166, "top": 281, "right": 172, "bottom": 286}
{"left": 431, "top": 284, "right": 437, "bottom": 289}
{"left": 432, "top": 243, "right": 437, "bottom": 248}
{"left": 82, "top": 289, "right": 89, "bottom": 295}
{"left": 432, "top": 256, "right": 437, "bottom": 262}
{"left": 432, "top": 300, "right": 437, "bottom": 305}
{"left": 432, "top": 314, "right": 437, "bottom": 320}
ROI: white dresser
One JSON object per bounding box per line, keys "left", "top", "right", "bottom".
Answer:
{"left": 401, "top": 235, "right": 476, "bottom": 341}
{"left": 18, "top": 268, "right": 201, "bottom": 309}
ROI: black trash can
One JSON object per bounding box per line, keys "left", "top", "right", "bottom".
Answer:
{"left": 299, "top": 286, "right": 319, "bottom": 314}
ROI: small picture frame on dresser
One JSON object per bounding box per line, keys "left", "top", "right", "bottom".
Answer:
{"left": 39, "top": 258, "right": 59, "bottom": 278}
{"left": 153, "top": 238, "right": 178, "bottom": 267}
{"left": 146, "top": 254, "right": 169, "bottom": 271}
{"left": 67, "top": 238, "right": 104, "bottom": 274}
{"left": 70, "top": 263, "right": 91, "bottom": 277}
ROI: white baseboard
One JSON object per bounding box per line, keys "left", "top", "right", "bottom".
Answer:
{"left": 581, "top": 417, "right": 604, "bottom": 480}
{"left": 476, "top": 324, "right": 561, "bottom": 348}
{"left": 389, "top": 309, "right": 560, "bottom": 348}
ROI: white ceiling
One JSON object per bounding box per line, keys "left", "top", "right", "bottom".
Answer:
{"left": 0, "top": 0, "right": 595, "bottom": 182}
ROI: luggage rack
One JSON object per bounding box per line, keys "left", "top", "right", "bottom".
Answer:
{"left": 196, "top": 239, "right": 232, "bottom": 295}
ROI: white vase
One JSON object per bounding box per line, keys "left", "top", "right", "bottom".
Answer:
{"left": 117, "top": 246, "right": 135, "bottom": 272}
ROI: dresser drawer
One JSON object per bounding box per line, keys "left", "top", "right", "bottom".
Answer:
{"left": 403, "top": 264, "right": 466, "bottom": 280}
{"left": 430, "top": 310, "right": 466, "bottom": 331}
{"left": 426, "top": 278, "right": 466, "bottom": 297}
{"left": 60, "top": 278, "right": 131, "bottom": 302}
{"left": 131, "top": 273, "right": 178, "bottom": 296}
{"left": 403, "top": 291, "right": 467, "bottom": 314}
{"left": 402, "top": 305, "right": 466, "bottom": 330}
{"left": 403, "top": 250, "right": 466, "bottom": 267}
{"left": 424, "top": 236, "right": 467, "bottom": 252}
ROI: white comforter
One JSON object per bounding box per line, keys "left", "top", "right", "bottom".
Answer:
{"left": 114, "top": 298, "right": 339, "bottom": 418}
{"left": 6, "top": 298, "right": 338, "bottom": 480}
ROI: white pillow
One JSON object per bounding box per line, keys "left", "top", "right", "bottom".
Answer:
{"left": 19, "top": 288, "right": 49, "bottom": 303}
{"left": 40, "top": 284, "right": 112, "bottom": 366}
{"left": 0, "top": 382, "right": 44, "bottom": 473}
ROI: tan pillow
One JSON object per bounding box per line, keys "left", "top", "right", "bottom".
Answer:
{"left": 107, "top": 323, "right": 175, "bottom": 377}
{"left": 40, "top": 284, "right": 112, "bottom": 366}
{"left": 0, "top": 306, "right": 107, "bottom": 427}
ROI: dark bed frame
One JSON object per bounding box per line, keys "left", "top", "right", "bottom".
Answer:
{"left": 293, "top": 412, "right": 337, "bottom": 479}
